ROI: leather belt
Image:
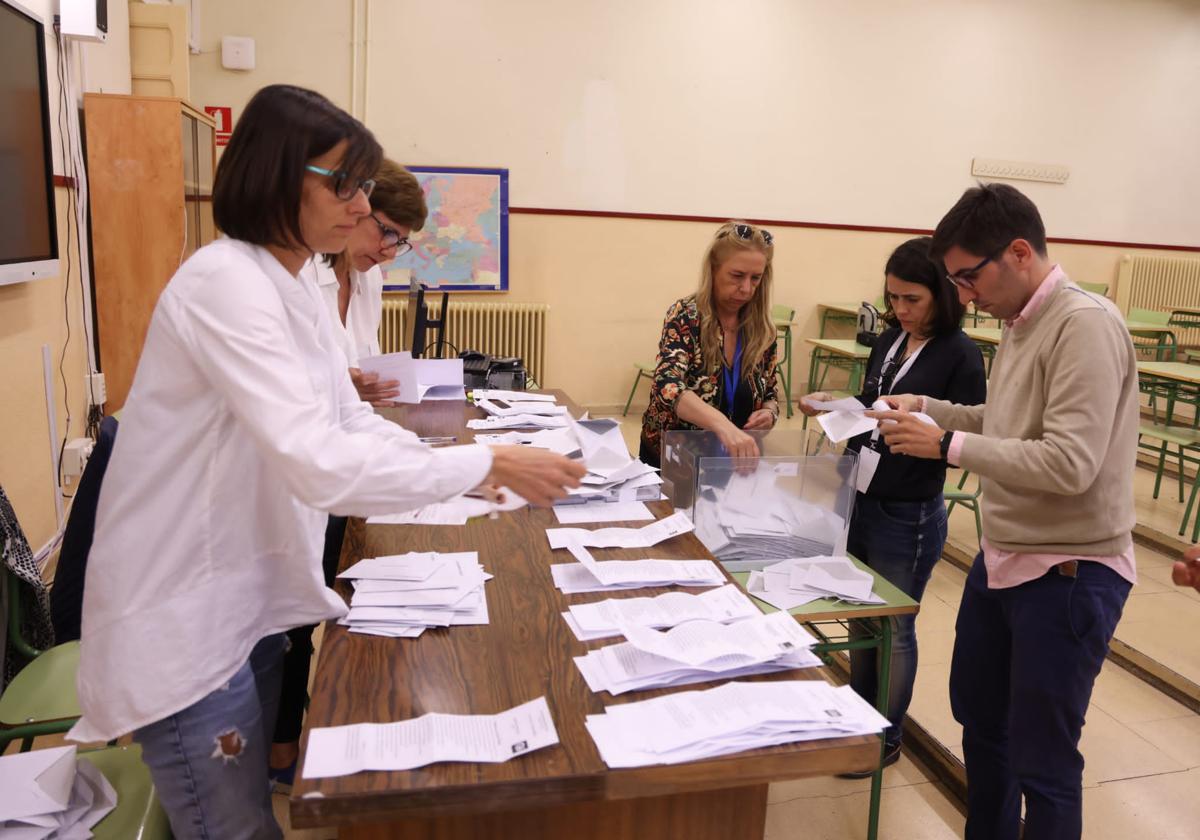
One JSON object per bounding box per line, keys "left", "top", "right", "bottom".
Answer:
{"left": 1054, "top": 559, "right": 1079, "bottom": 578}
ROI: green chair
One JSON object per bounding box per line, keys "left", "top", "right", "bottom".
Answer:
{"left": 1127, "top": 307, "right": 1177, "bottom": 361}
{"left": 945, "top": 469, "right": 983, "bottom": 544}
{"left": 1138, "top": 415, "right": 1200, "bottom": 543}
{"left": 1078, "top": 281, "right": 1109, "bottom": 297}
{"left": 622, "top": 362, "right": 655, "bottom": 416}
{"left": 0, "top": 563, "right": 82, "bottom": 753}
{"left": 773, "top": 303, "right": 796, "bottom": 418}
{"left": 80, "top": 744, "right": 172, "bottom": 839}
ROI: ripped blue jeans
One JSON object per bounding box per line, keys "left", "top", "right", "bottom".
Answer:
{"left": 133, "top": 634, "right": 288, "bottom": 840}
{"left": 846, "top": 494, "right": 947, "bottom": 749}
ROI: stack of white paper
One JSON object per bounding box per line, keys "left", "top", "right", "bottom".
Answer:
{"left": 474, "top": 426, "right": 581, "bottom": 456}
{"left": 551, "top": 558, "right": 726, "bottom": 594}
{"left": 561, "top": 584, "right": 762, "bottom": 641}
{"left": 546, "top": 511, "right": 694, "bottom": 549}
{"left": 564, "top": 417, "right": 664, "bottom": 504}
{"left": 475, "top": 397, "right": 569, "bottom": 418}
{"left": 358, "top": 352, "right": 467, "bottom": 403}
{"left": 746, "top": 556, "right": 884, "bottom": 611}
{"left": 337, "top": 552, "right": 492, "bottom": 637}
{"left": 0, "top": 745, "right": 117, "bottom": 836}
{"left": 585, "top": 680, "right": 890, "bottom": 767}
{"left": 302, "top": 697, "right": 559, "bottom": 779}
{"left": 467, "top": 413, "right": 570, "bottom": 430}
{"left": 574, "top": 611, "right": 822, "bottom": 695}
{"left": 472, "top": 389, "right": 558, "bottom": 404}
{"left": 553, "top": 500, "right": 654, "bottom": 524}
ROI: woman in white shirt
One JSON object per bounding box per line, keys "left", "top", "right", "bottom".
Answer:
{"left": 268, "top": 160, "right": 428, "bottom": 785}
{"left": 308, "top": 158, "right": 424, "bottom": 405}
{"left": 69, "top": 84, "right": 582, "bottom": 839}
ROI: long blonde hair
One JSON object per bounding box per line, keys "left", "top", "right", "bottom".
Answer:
{"left": 695, "top": 221, "right": 775, "bottom": 378}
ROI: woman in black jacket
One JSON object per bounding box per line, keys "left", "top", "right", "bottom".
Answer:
{"left": 801, "top": 237, "right": 986, "bottom": 774}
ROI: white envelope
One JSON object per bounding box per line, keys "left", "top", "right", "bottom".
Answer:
{"left": 0, "top": 745, "right": 77, "bottom": 822}
{"left": 570, "top": 416, "right": 632, "bottom": 475}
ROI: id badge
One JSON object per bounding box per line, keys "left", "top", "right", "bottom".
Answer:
{"left": 855, "top": 446, "right": 881, "bottom": 494}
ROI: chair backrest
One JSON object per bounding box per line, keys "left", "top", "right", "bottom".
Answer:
{"left": 1078, "top": 281, "right": 1109, "bottom": 297}
{"left": 771, "top": 303, "right": 795, "bottom": 323}
{"left": 1128, "top": 307, "right": 1170, "bottom": 326}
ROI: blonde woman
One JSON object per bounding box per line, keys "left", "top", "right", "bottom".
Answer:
{"left": 639, "top": 222, "right": 779, "bottom": 466}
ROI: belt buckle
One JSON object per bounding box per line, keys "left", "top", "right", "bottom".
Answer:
{"left": 1056, "top": 559, "right": 1079, "bottom": 578}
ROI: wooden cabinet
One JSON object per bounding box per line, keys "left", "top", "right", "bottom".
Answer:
{"left": 84, "top": 93, "right": 216, "bottom": 411}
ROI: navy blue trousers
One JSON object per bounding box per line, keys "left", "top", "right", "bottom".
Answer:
{"left": 950, "top": 553, "right": 1130, "bottom": 840}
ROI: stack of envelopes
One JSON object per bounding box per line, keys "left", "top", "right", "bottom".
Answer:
{"left": 0, "top": 745, "right": 117, "bottom": 836}
{"left": 586, "top": 679, "right": 890, "bottom": 768}
{"left": 561, "top": 583, "right": 762, "bottom": 641}
{"left": 574, "top": 611, "right": 822, "bottom": 695}
{"left": 337, "top": 552, "right": 491, "bottom": 637}
{"left": 746, "top": 556, "right": 884, "bottom": 611}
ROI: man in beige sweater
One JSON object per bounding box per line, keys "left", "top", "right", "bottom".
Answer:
{"left": 870, "top": 184, "right": 1138, "bottom": 840}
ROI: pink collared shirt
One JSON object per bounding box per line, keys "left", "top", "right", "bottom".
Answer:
{"left": 940, "top": 266, "right": 1136, "bottom": 588}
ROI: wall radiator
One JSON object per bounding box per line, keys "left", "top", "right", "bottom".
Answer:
{"left": 379, "top": 298, "right": 550, "bottom": 386}
{"left": 1119, "top": 255, "right": 1200, "bottom": 348}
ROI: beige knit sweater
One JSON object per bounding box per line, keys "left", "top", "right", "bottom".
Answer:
{"left": 925, "top": 277, "right": 1139, "bottom": 555}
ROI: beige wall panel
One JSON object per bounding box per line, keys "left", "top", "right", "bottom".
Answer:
{"left": 129, "top": 1, "right": 189, "bottom": 99}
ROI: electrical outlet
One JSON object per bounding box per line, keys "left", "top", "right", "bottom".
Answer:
{"left": 971, "top": 158, "right": 1070, "bottom": 184}
{"left": 63, "top": 437, "right": 95, "bottom": 481}
{"left": 86, "top": 372, "right": 106, "bottom": 404}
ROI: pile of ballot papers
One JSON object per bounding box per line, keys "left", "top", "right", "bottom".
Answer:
{"left": 574, "top": 611, "right": 823, "bottom": 694}
{"left": 302, "top": 696, "right": 560, "bottom": 779}
{"left": 692, "top": 463, "right": 848, "bottom": 571}
{"left": 468, "top": 390, "right": 569, "bottom": 429}
{"left": 561, "top": 584, "right": 762, "bottom": 641}
{"left": 746, "top": 556, "right": 884, "bottom": 610}
{"left": 586, "top": 679, "right": 890, "bottom": 768}
{"left": 337, "top": 552, "right": 491, "bottom": 637}
{"left": 0, "top": 745, "right": 116, "bottom": 837}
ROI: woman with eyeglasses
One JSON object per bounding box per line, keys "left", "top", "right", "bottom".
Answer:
{"left": 68, "top": 84, "right": 583, "bottom": 838}
{"left": 800, "top": 237, "right": 986, "bottom": 775}
{"left": 307, "top": 158, "right": 423, "bottom": 407}
{"left": 639, "top": 221, "right": 780, "bottom": 467}
{"left": 265, "top": 159, "right": 424, "bottom": 788}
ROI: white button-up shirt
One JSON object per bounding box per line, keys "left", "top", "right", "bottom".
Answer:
{"left": 307, "top": 258, "right": 384, "bottom": 367}
{"left": 70, "top": 239, "right": 491, "bottom": 742}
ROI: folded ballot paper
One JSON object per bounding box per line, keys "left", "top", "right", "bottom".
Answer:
{"left": 337, "top": 552, "right": 492, "bottom": 637}
{"left": 0, "top": 745, "right": 117, "bottom": 837}
{"left": 746, "top": 556, "right": 885, "bottom": 611}
{"left": 586, "top": 680, "right": 890, "bottom": 768}
{"left": 367, "top": 488, "right": 528, "bottom": 526}
{"left": 551, "top": 541, "right": 725, "bottom": 595}
{"left": 573, "top": 611, "right": 822, "bottom": 695}
{"left": 357, "top": 352, "right": 467, "bottom": 403}
{"left": 546, "top": 510, "right": 693, "bottom": 550}
{"left": 561, "top": 584, "right": 760, "bottom": 641}
{"left": 302, "top": 697, "right": 559, "bottom": 779}
{"left": 801, "top": 396, "right": 938, "bottom": 444}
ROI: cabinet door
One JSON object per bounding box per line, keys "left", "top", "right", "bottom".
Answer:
{"left": 181, "top": 113, "right": 201, "bottom": 259}
{"left": 195, "top": 119, "right": 216, "bottom": 247}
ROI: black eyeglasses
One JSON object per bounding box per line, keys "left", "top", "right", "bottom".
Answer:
{"left": 720, "top": 223, "right": 774, "bottom": 247}
{"left": 946, "top": 245, "right": 1008, "bottom": 290}
{"left": 304, "top": 165, "right": 376, "bottom": 202}
{"left": 371, "top": 214, "right": 411, "bottom": 256}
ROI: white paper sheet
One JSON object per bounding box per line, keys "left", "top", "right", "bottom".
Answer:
{"left": 302, "top": 697, "right": 559, "bottom": 779}
{"left": 0, "top": 746, "right": 77, "bottom": 822}
{"left": 472, "top": 389, "right": 557, "bottom": 403}
{"left": 546, "top": 511, "right": 693, "bottom": 549}
{"left": 550, "top": 560, "right": 725, "bottom": 593}
{"left": 563, "top": 584, "right": 759, "bottom": 641}
{"left": 553, "top": 501, "right": 654, "bottom": 524}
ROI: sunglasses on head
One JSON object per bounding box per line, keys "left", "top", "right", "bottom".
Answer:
{"left": 720, "top": 223, "right": 774, "bottom": 247}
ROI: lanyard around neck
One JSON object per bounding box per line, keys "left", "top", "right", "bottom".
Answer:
{"left": 722, "top": 332, "right": 743, "bottom": 418}
{"left": 869, "top": 331, "right": 927, "bottom": 445}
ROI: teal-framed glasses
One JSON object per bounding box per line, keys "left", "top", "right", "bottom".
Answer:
{"left": 304, "top": 165, "right": 376, "bottom": 201}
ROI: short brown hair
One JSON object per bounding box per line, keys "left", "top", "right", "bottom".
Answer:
{"left": 371, "top": 160, "right": 427, "bottom": 232}
{"left": 213, "top": 84, "right": 382, "bottom": 249}
{"left": 930, "top": 183, "right": 1047, "bottom": 264}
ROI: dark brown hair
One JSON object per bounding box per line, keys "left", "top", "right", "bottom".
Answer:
{"left": 930, "top": 182, "right": 1048, "bottom": 264}
{"left": 213, "top": 84, "right": 382, "bottom": 249}
{"left": 882, "top": 237, "right": 965, "bottom": 337}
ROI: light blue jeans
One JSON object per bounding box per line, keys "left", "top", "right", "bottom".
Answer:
{"left": 847, "top": 494, "right": 947, "bottom": 749}
{"left": 133, "top": 634, "right": 288, "bottom": 840}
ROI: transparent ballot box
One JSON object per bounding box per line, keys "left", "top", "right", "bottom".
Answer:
{"left": 661, "top": 429, "right": 858, "bottom": 572}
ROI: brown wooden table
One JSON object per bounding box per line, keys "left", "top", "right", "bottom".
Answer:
{"left": 290, "top": 391, "right": 881, "bottom": 839}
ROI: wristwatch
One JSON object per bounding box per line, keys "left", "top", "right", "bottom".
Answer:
{"left": 939, "top": 430, "right": 953, "bottom": 460}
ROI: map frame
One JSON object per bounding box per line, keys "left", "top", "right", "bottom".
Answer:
{"left": 380, "top": 166, "right": 509, "bottom": 293}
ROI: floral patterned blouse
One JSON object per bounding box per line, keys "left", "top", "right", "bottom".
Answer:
{"left": 639, "top": 296, "right": 778, "bottom": 461}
